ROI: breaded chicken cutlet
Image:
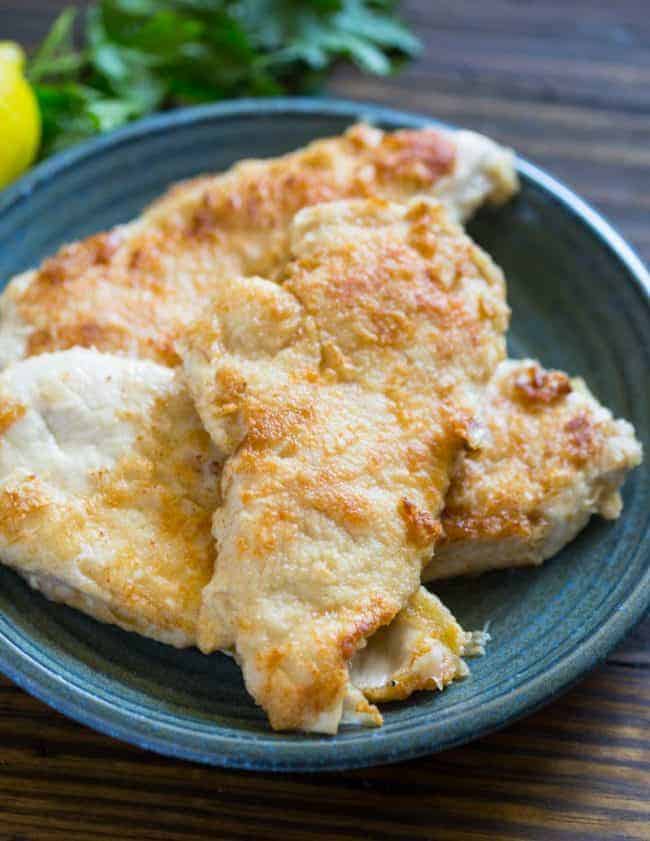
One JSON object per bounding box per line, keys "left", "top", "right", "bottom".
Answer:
{"left": 0, "top": 123, "right": 641, "bottom": 735}
{"left": 179, "top": 197, "right": 509, "bottom": 732}
{"left": 0, "top": 123, "right": 517, "bottom": 368}
{"left": 0, "top": 348, "right": 219, "bottom": 646}
{"left": 0, "top": 351, "right": 637, "bottom": 683}
{"left": 424, "top": 360, "right": 642, "bottom": 580}
{"left": 0, "top": 347, "right": 484, "bottom": 711}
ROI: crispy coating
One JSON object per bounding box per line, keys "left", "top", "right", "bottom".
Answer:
{"left": 0, "top": 348, "right": 220, "bottom": 645}
{"left": 423, "top": 360, "right": 642, "bottom": 580}
{"left": 350, "top": 587, "right": 485, "bottom": 703}
{"left": 0, "top": 124, "right": 517, "bottom": 369}
{"left": 0, "top": 343, "right": 476, "bottom": 693}
{"left": 180, "top": 198, "right": 508, "bottom": 732}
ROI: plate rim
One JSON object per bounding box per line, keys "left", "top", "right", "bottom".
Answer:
{"left": 0, "top": 96, "right": 648, "bottom": 772}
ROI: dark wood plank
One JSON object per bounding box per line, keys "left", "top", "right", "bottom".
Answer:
{"left": 0, "top": 649, "right": 648, "bottom": 841}
{"left": 328, "top": 0, "right": 650, "bottom": 264}
{"left": 0, "top": 1, "right": 648, "bottom": 839}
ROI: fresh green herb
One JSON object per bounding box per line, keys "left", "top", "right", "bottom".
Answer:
{"left": 27, "top": 0, "right": 420, "bottom": 158}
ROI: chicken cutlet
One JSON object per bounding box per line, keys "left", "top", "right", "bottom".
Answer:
{"left": 424, "top": 359, "right": 642, "bottom": 581}
{"left": 179, "top": 197, "right": 508, "bottom": 732}
{"left": 0, "top": 348, "right": 481, "bottom": 706}
{"left": 0, "top": 348, "right": 220, "bottom": 646}
{"left": 0, "top": 123, "right": 516, "bottom": 369}
{"left": 1, "top": 353, "right": 636, "bottom": 711}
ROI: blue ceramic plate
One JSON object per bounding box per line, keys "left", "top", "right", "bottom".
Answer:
{"left": 0, "top": 99, "right": 647, "bottom": 772}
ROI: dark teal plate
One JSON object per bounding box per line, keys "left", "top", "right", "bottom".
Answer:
{"left": 0, "top": 99, "right": 647, "bottom": 772}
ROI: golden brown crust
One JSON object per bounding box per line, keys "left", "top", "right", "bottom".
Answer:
{"left": 441, "top": 363, "right": 603, "bottom": 534}
{"left": 0, "top": 476, "right": 51, "bottom": 536}
{"left": 2, "top": 123, "right": 517, "bottom": 369}
{"left": 441, "top": 511, "right": 536, "bottom": 543}
{"left": 0, "top": 351, "right": 220, "bottom": 645}
{"left": 370, "top": 129, "right": 457, "bottom": 185}
{"left": 425, "top": 360, "right": 642, "bottom": 577}
{"left": 82, "top": 387, "right": 219, "bottom": 638}
{"left": 37, "top": 232, "right": 124, "bottom": 284}
{"left": 564, "top": 412, "right": 597, "bottom": 463}
{"left": 513, "top": 365, "right": 572, "bottom": 405}
{"left": 399, "top": 498, "right": 442, "bottom": 548}
{"left": 181, "top": 197, "right": 508, "bottom": 731}
{"left": 0, "top": 401, "right": 26, "bottom": 435}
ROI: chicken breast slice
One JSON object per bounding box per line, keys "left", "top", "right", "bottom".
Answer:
{"left": 424, "top": 359, "right": 642, "bottom": 581}
{"left": 0, "top": 348, "right": 220, "bottom": 646}
{"left": 0, "top": 343, "right": 478, "bottom": 703}
{"left": 180, "top": 197, "right": 508, "bottom": 732}
{"left": 0, "top": 123, "right": 516, "bottom": 369}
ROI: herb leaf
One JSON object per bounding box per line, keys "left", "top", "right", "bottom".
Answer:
{"left": 28, "top": 0, "right": 420, "bottom": 158}
{"left": 27, "top": 8, "right": 84, "bottom": 84}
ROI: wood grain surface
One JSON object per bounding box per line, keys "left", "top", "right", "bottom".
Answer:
{"left": 1, "top": 2, "right": 649, "bottom": 839}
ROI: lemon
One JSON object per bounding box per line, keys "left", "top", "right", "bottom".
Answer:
{"left": 0, "top": 42, "right": 41, "bottom": 188}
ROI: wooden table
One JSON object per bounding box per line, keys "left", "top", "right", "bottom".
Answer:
{"left": 2, "top": 2, "right": 649, "bottom": 838}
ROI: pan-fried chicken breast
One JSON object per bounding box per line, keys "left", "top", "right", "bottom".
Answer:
{"left": 0, "top": 123, "right": 516, "bottom": 369}
{"left": 180, "top": 198, "right": 508, "bottom": 732}
{"left": 423, "top": 360, "right": 642, "bottom": 581}
{"left": 0, "top": 348, "right": 220, "bottom": 646}
{"left": 0, "top": 345, "right": 478, "bottom": 702}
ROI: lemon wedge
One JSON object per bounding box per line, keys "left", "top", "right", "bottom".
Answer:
{"left": 0, "top": 42, "right": 41, "bottom": 188}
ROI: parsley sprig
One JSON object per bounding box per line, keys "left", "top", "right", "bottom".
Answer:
{"left": 27, "top": 0, "right": 420, "bottom": 158}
